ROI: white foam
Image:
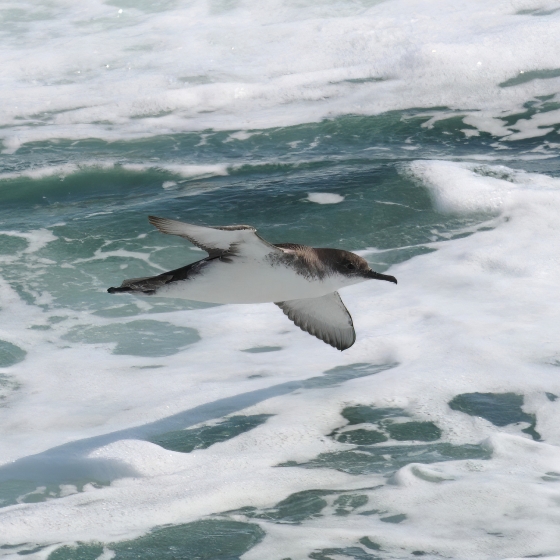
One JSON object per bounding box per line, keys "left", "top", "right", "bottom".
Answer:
{"left": 72, "top": 247, "right": 167, "bottom": 271}
{"left": 0, "top": 162, "right": 229, "bottom": 183}
{"left": 225, "top": 131, "right": 260, "bottom": 142}
{"left": 0, "top": 228, "right": 58, "bottom": 255}
{"left": 406, "top": 160, "right": 560, "bottom": 214}
{"left": 307, "top": 193, "right": 345, "bottom": 204}
{"left": 0, "top": 163, "right": 87, "bottom": 181}
{"left": 2, "top": 0, "right": 560, "bottom": 149}
{"left": 121, "top": 163, "right": 229, "bottom": 178}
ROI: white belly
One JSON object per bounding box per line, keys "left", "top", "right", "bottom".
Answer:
{"left": 155, "top": 258, "right": 354, "bottom": 303}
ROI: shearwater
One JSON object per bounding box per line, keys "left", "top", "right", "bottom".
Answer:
{"left": 108, "top": 216, "right": 397, "bottom": 350}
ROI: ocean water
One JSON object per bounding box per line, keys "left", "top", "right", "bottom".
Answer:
{"left": 2, "top": 0, "right": 560, "bottom": 558}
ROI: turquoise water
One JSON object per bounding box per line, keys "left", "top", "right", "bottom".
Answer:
{"left": 2, "top": 1, "right": 560, "bottom": 558}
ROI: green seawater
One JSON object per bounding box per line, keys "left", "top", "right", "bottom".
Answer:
{"left": 1, "top": 112, "right": 559, "bottom": 559}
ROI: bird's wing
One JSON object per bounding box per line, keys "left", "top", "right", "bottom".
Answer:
{"left": 275, "top": 292, "right": 356, "bottom": 351}
{"left": 148, "top": 216, "right": 282, "bottom": 258}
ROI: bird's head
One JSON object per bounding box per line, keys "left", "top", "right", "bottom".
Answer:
{"left": 316, "top": 249, "right": 397, "bottom": 285}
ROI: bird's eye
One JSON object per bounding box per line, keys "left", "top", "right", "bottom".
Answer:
{"left": 345, "top": 262, "right": 356, "bottom": 270}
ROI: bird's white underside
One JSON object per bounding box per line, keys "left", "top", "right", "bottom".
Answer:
{"left": 156, "top": 257, "right": 362, "bottom": 303}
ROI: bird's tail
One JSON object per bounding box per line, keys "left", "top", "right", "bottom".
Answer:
{"left": 107, "top": 286, "right": 133, "bottom": 294}
{"left": 107, "top": 275, "right": 171, "bottom": 296}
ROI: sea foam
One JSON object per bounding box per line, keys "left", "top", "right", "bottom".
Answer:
{"left": 2, "top": 0, "right": 560, "bottom": 151}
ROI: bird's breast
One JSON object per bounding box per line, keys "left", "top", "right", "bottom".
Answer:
{"left": 156, "top": 257, "right": 345, "bottom": 303}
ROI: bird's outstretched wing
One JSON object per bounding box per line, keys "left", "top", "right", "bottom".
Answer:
{"left": 275, "top": 292, "right": 356, "bottom": 351}
{"left": 148, "top": 216, "right": 282, "bottom": 259}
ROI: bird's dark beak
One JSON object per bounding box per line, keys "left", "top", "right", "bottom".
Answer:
{"left": 367, "top": 269, "right": 397, "bottom": 284}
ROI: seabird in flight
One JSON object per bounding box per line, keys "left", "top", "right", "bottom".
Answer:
{"left": 108, "top": 216, "right": 397, "bottom": 350}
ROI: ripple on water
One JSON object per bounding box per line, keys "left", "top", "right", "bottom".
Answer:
{"left": 62, "top": 320, "right": 200, "bottom": 357}
{"left": 309, "top": 546, "right": 380, "bottom": 560}
{"left": 0, "top": 235, "right": 27, "bottom": 255}
{"left": 0, "top": 480, "right": 109, "bottom": 509}
{"left": 281, "top": 405, "right": 490, "bottom": 476}
{"left": 449, "top": 392, "right": 540, "bottom": 440}
{"left": 46, "top": 520, "right": 265, "bottom": 560}
{"left": 148, "top": 414, "right": 273, "bottom": 453}
{"left": 330, "top": 405, "right": 441, "bottom": 444}
{"left": 228, "top": 487, "right": 373, "bottom": 525}
{"left": 241, "top": 346, "right": 283, "bottom": 353}
{"left": 0, "top": 341, "right": 26, "bottom": 367}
